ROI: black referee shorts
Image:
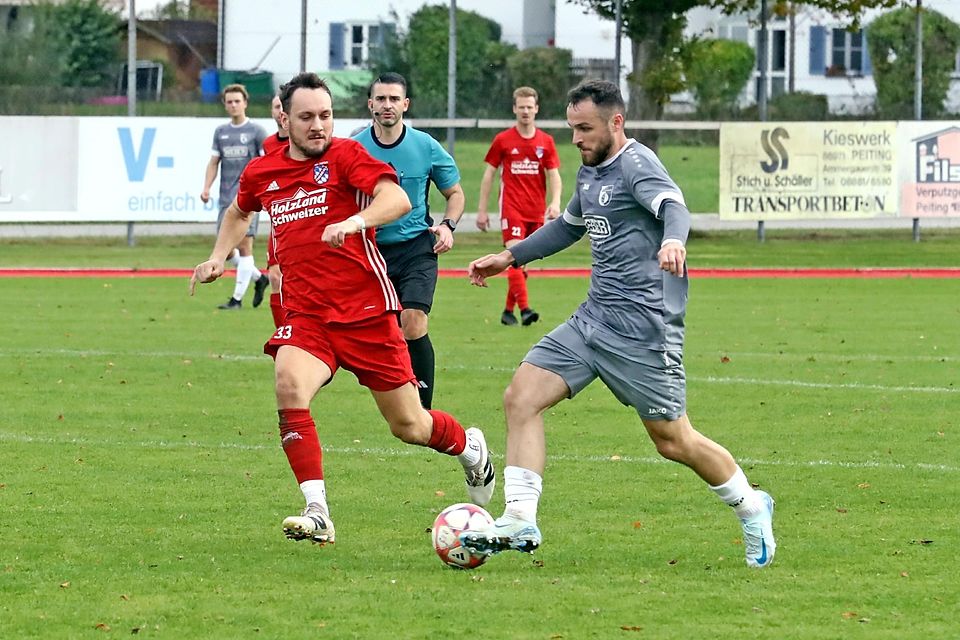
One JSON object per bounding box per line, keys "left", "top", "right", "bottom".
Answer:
{"left": 377, "top": 230, "right": 439, "bottom": 314}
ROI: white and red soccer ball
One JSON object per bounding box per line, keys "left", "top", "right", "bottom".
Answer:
{"left": 431, "top": 503, "right": 494, "bottom": 569}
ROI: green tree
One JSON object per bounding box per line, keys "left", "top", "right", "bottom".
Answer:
{"left": 34, "top": 0, "right": 121, "bottom": 88}
{"left": 683, "top": 37, "right": 754, "bottom": 119}
{"left": 371, "top": 5, "right": 514, "bottom": 117}
{"left": 505, "top": 47, "right": 574, "bottom": 118}
{"left": 867, "top": 5, "right": 960, "bottom": 119}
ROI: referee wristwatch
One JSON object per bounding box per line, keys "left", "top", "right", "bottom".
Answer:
{"left": 439, "top": 218, "right": 457, "bottom": 233}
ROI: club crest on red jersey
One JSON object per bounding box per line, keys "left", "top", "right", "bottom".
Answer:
{"left": 535, "top": 146, "right": 544, "bottom": 159}
{"left": 314, "top": 162, "right": 329, "bottom": 185}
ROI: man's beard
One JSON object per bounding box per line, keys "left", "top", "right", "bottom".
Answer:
{"left": 582, "top": 136, "right": 613, "bottom": 167}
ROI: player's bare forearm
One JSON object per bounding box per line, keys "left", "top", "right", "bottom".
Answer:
{"left": 546, "top": 169, "right": 562, "bottom": 219}
{"left": 358, "top": 180, "right": 412, "bottom": 228}
{"left": 200, "top": 157, "right": 219, "bottom": 203}
{"left": 468, "top": 249, "right": 514, "bottom": 287}
{"left": 476, "top": 164, "right": 497, "bottom": 231}
{"left": 210, "top": 200, "right": 252, "bottom": 261}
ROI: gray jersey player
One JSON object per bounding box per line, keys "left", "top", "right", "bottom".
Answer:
{"left": 200, "top": 83, "right": 269, "bottom": 310}
{"left": 462, "top": 80, "right": 777, "bottom": 569}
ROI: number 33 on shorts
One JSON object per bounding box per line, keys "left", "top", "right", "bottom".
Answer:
{"left": 273, "top": 325, "right": 293, "bottom": 340}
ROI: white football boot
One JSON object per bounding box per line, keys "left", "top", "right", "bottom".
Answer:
{"left": 741, "top": 490, "right": 776, "bottom": 568}
{"left": 282, "top": 502, "right": 335, "bottom": 545}
{"left": 459, "top": 512, "right": 542, "bottom": 556}
{"left": 461, "top": 427, "right": 496, "bottom": 507}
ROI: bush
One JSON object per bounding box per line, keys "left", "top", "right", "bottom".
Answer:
{"left": 505, "top": 47, "right": 574, "bottom": 118}
{"left": 683, "top": 38, "right": 754, "bottom": 119}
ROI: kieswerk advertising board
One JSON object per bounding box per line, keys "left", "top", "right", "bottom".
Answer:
{"left": 719, "top": 122, "right": 898, "bottom": 220}
{"left": 897, "top": 122, "right": 960, "bottom": 217}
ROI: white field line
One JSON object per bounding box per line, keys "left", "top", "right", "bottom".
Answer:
{"left": 1, "top": 348, "right": 957, "bottom": 394}
{"left": 714, "top": 350, "right": 957, "bottom": 363}
{"left": 0, "top": 431, "right": 956, "bottom": 474}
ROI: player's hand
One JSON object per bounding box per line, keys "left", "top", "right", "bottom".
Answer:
{"left": 200, "top": 190, "right": 210, "bottom": 204}
{"left": 545, "top": 205, "right": 560, "bottom": 221}
{"left": 322, "top": 218, "right": 363, "bottom": 248}
{"left": 657, "top": 242, "right": 686, "bottom": 276}
{"left": 475, "top": 212, "right": 489, "bottom": 232}
{"left": 430, "top": 224, "right": 454, "bottom": 254}
{"left": 189, "top": 259, "right": 225, "bottom": 295}
{"left": 468, "top": 252, "right": 512, "bottom": 287}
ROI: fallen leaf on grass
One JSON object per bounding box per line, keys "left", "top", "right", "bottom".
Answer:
{"left": 857, "top": 483, "right": 871, "bottom": 489}
{"left": 910, "top": 539, "right": 934, "bottom": 545}
{"left": 720, "top": 356, "right": 730, "bottom": 363}
{"left": 94, "top": 623, "right": 110, "bottom": 631}
{"left": 434, "top": 490, "right": 445, "bottom": 497}
{"left": 59, "top": 581, "right": 70, "bottom": 589}
{"left": 632, "top": 521, "right": 643, "bottom": 529}
{"left": 900, "top": 571, "right": 909, "bottom": 578}
{"left": 620, "top": 626, "right": 643, "bottom": 632}
{"left": 836, "top": 508, "right": 848, "bottom": 514}
{"left": 841, "top": 611, "right": 858, "bottom": 619}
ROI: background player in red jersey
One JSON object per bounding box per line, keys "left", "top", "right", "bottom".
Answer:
{"left": 261, "top": 92, "right": 289, "bottom": 327}
{"left": 189, "top": 72, "right": 494, "bottom": 545}
{"left": 476, "top": 86, "right": 562, "bottom": 327}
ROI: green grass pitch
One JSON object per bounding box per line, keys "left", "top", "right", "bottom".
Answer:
{"left": 1, "top": 235, "right": 958, "bottom": 638}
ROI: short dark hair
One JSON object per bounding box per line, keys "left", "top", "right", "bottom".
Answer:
{"left": 368, "top": 72, "right": 408, "bottom": 98}
{"left": 567, "top": 80, "right": 625, "bottom": 115}
{"left": 280, "top": 73, "right": 332, "bottom": 113}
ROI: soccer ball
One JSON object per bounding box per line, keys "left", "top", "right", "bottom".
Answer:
{"left": 431, "top": 503, "right": 495, "bottom": 569}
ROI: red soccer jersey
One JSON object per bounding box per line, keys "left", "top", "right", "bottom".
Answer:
{"left": 262, "top": 132, "right": 288, "bottom": 155}
{"left": 236, "top": 137, "right": 400, "bottom": 323}
{"left": 483, "top": 127, "right": 560, "bottom": 222}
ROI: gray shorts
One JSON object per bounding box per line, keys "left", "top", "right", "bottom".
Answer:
{"left": 217, "top": 205, "right": 259, "bottom": 238}
{"left": 523, "top": 313, "right": 686, "bottom": 421}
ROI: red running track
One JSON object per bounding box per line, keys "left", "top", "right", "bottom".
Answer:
{"left": 1, "top": 267, "right": 959, "bottom": 279}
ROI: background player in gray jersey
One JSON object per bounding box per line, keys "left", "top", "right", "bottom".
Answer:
{"left": 200, "top": 83, "right": 269, "bottom": 310}
{"left": 462, "top": 80, "right": 776, "bottom": 569}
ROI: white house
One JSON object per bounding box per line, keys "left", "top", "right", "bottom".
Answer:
{"left": 685, "top": 1, "right": 960, "bottom": 114}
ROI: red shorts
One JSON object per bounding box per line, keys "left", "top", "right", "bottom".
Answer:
{"left": 500, "top": 214, "right": 543, "bottom": 244}
{"left": 263, "top": 312, "right": 416, "bottom": 391}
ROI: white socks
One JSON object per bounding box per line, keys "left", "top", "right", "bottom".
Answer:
{"left": 710, "top": 466, "right": 762, "bottom": 519}
{"left": 502, "top": 465, "right": 542, "bottom": 523}
{"left": 456, "top": 430, "right": 483, "bottom": 468}
{"left": 233, "top": 254, "right": 262, "bottom": 301}
{"left": 300, "top": 479, "right": 327, "bottom": 510}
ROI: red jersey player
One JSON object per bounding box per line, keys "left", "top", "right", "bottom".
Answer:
{"left": 189, "top": 72, "right": 494, "bottom": 545}
{"left": 476, "top": 86, "right": 562, "bottom": 327}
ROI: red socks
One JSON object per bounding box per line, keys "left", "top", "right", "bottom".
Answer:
{"left": 506, "top": 265, "right": 528, "bottom": 311}
{"left": 426, "top": 409, "right": 466, "bottom": 456}
{"left": 278, "top": 408, "right": 323, "bottom": 483}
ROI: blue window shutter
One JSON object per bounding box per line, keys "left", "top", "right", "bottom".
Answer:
{"left": 329, "top": 23, "right": 345, "bottom": 70}
{"left": 862, "top": 29, "right": 873, "bottom": 75}
{"left": 809, "top": 26, "right": 826, "bottom": 75}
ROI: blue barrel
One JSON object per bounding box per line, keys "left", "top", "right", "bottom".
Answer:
{"left": 200, "top": 68, "right": 220, "bottom": 103}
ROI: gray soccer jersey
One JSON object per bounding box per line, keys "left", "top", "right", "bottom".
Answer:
{"left": 211, "top": 120, "right": 267, "bottom": 209}
{"left": 564, "top": 139, "right": 688, "bottom": 351}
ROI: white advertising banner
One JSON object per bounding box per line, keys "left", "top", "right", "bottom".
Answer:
{"left": 719, "top": 121, "right": 899, "bottom": 220}
{"left": 896, "top": 121, "right": 960, "bottom": 217}
{"left": 0, "top": 116, "right": 371, "bottom": 223}
{"left": 0, "top": 117, "right": 79, "bottom": 218}
{"left": 77, "top": 117, "right": 222, "bottom": 222}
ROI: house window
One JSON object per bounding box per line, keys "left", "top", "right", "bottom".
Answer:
{"left": 329, "top": 21, "right": 389, "bottom": 70}
{"left": 830, "top": 28, "right": 863, "bottom": 76}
